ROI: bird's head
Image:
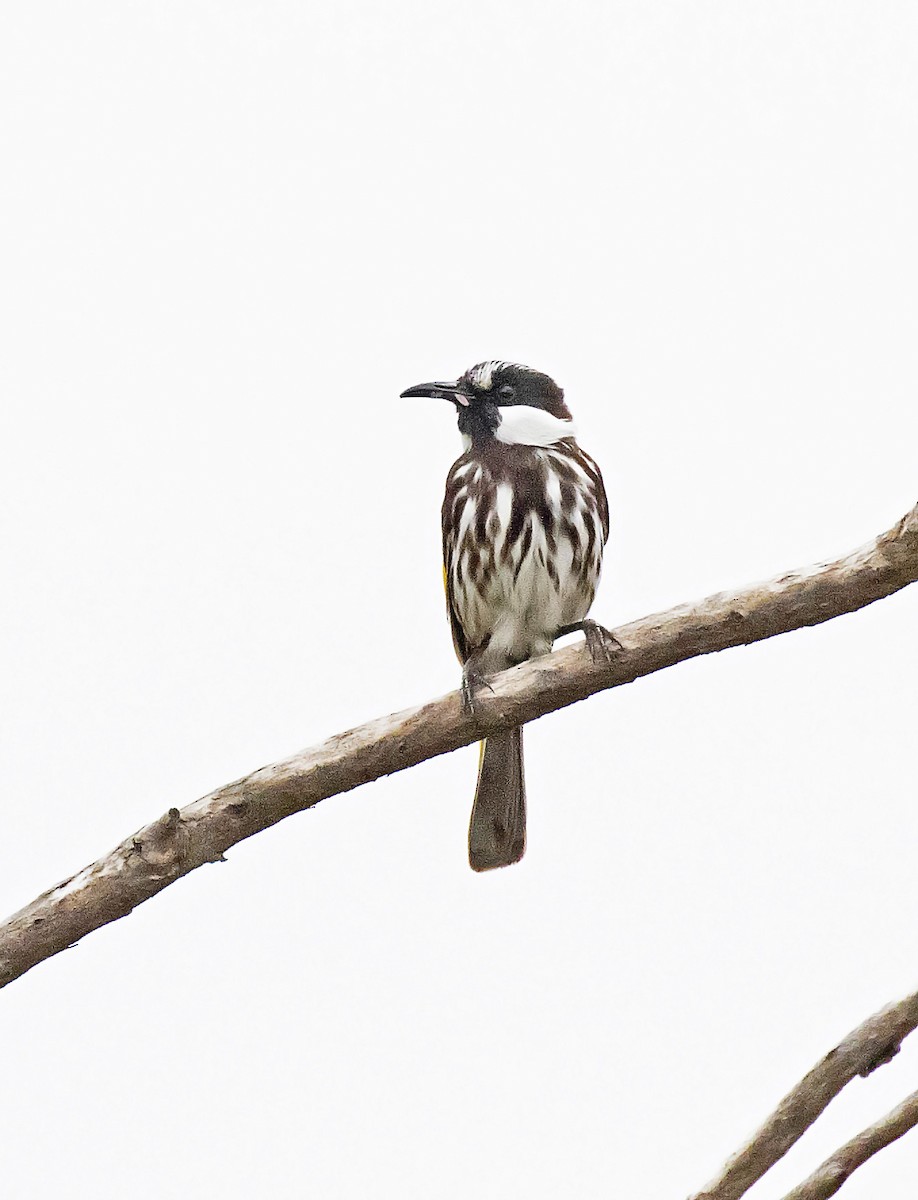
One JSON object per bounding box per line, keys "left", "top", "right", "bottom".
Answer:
{"left": 400, "top": 361, "right": 573, "bottom": 446}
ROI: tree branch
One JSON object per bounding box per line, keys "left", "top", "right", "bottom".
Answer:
{"left": 689, "top": 991, "right": 918, "bottom": 1199}
{"left": 780, "top": 1088, "right": 918, "bottom": 1200}
{"left": 1, "top": 501, "right": 916, "bottom": 990}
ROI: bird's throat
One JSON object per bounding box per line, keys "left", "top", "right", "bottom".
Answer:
{"left": 457, "top": 401, "right": 500, "bottom": 444}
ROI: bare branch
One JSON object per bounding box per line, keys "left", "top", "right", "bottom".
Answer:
{"left": 1, "top": 502, "right": 917, "bottom": 990}
{"left": 778, "top": 1088, "right": 918, "bottom": 1200}
{"left": 689, "top": 992, "right": 918, "bottom": 1200}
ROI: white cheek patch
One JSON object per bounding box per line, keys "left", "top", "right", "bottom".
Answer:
{"left": 493, "top": 405, "right": 577, "bottom": 448}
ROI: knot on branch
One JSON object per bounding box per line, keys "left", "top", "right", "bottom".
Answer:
{"left": 859, "top": 1037, "right": 902, "bottom": 1077}
{"left": 131, "top": 808, "right": 189, "bottom": 878}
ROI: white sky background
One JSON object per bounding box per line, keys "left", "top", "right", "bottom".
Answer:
{"left": 2, "top": 2, "right": 917, "bottom": 1196}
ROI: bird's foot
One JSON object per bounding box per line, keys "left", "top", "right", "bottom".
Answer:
{"left": 557, "top": 619, "right": 622, "bottom": 665}
{"left": 461, "top": 664, "right": 494, "bottom": 715}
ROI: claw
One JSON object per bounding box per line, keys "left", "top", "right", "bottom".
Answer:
{"left": 583, "top": 620, "right": 621, "bottom": 664}
{"left": 557, "top": 619, "right": 622, "bottom": 665}
{"left": 461, "top": 665, "right": 494, "bottom": 715}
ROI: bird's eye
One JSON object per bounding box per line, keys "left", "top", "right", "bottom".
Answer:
{"left": 498, "top": 384, "right": 516, "bottom": 399}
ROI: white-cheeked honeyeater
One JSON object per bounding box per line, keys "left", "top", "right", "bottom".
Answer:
{"left": 401, "top": 361, "right": 611, "bottom": 871}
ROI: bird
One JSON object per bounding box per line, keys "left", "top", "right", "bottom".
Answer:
{"left": 400, "top": 360, "right": 612, "bottom": 871}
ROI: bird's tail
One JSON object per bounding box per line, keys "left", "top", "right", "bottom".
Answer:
{"left": 468, "top": 727, "right": 526, "bottom": 871}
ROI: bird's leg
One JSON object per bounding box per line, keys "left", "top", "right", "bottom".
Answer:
{"left": 555, "top": 619, "right": 623, "bottom": 665}
{"left": 461, "top": 653, "right": 495, "bottom": 715}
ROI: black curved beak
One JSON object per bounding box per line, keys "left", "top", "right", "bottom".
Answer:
{"left": 399, "top": 379, "right": 472, "bottom": 406}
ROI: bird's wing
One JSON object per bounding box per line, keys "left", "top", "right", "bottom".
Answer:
{"left": 443, "top": 562, "right": 470, "bottom": 664}
{"left": 441, "top": 461, "right": 472, "bottom": 664}
{"left": 578, "top": 445, "right": 610, "bottom": 543}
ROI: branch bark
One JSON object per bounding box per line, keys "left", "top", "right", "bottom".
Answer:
{"left": 689, "top": 991, "right": 918, "bottom": 1200}
{"left": 781, "top": 1088, "right": 918, "bottom": 1200}
{"left": 1, "top": 501, "right": 916, "bottom": 991}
